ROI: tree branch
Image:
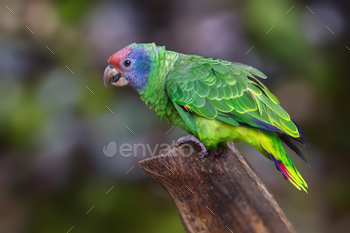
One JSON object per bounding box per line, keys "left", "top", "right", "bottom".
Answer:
{"left": 138, "top": 142, "right": 295, "bottom": 233}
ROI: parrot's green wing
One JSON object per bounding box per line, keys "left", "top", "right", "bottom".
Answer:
{"left": 165, "top": 55, "right": 301, "bottom": 138}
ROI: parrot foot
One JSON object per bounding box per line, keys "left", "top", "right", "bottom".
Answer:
{"left": 175, "top": 135, "right": 208, "bottom": 158}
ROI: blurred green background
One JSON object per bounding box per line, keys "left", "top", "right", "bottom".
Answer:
{"left": 1, "top": 0, "right": 349, "bottom": 232}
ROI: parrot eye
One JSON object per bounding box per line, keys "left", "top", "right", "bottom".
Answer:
{"left": 124, "top": 60, "right": 131, "bottom": 67}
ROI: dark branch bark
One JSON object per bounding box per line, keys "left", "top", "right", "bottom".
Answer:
{"left": 138, "top": 142, "right": 295, "bottom": 233}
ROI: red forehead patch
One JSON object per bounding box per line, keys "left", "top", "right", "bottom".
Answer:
{"left": 108, "top": 47, "right": 132, "bottom": 70}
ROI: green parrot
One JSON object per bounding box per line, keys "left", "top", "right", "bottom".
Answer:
{"left": 103, "top": 43, "right": 309, "bottom": 192}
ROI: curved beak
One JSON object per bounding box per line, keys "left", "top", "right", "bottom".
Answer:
{"left": 103, "top": 65, "right": 129, "bottom": 88}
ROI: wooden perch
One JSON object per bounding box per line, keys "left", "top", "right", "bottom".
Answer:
{"left": 138, "top": 142, "right": 295, "bottom": 233}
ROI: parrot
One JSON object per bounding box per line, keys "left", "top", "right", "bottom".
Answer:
{"left": 103, "top": 43, "right": 309, "bottom": 192}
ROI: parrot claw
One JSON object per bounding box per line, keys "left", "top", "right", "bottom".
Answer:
{"left": 214, "top": 148, "right": 224, "bottom": 158}
{"left": 175, "top": 135, "right": 208, "bottom": 158}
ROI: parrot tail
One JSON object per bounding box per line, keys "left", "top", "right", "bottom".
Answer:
{"left": 259, "top": 133, "right": 308, "bottom": 192}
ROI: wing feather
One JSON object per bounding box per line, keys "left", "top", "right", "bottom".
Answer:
{"left": 166, "top": 55, "right": 301, "bottom": 138}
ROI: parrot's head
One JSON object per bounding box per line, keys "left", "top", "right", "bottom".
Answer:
{"left": 103, "top": 43, "right": 153, "bottom": 92}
